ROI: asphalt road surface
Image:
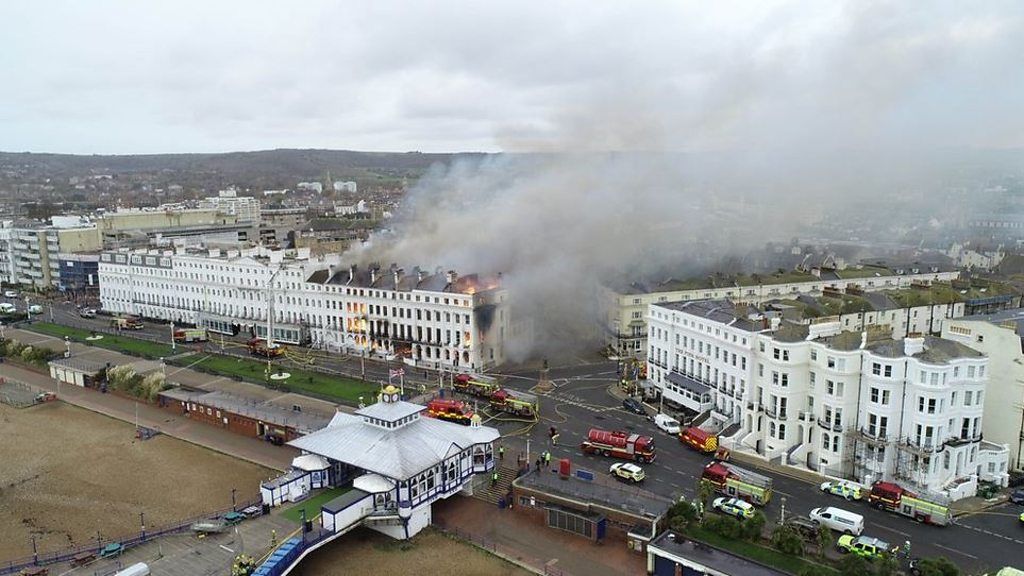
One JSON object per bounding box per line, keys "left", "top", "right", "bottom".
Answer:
{"left": 490, "top": 361, "right": 1023, "bottom": 574}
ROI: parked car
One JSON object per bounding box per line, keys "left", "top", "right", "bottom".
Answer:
{"left": 809, "top": 506, "right": 864, "bottom": 536}
{"left": 622, "top": 397, "right": 646, "bottom": 415}
{"left": 712, "top": 497, "right": 755, "bottom": 520}
{"left": 610, "top": 462, "right": 646, "bottom": 483}
{"left": 820, "top": 480, "right": 863, "bottom": 501}
{"left": 836, "top": 535, "right": 895, "bottom": 559}
{"left": 0, "top": 302, "right": 16, "bottom": 314}
{"left": 654, "top": 413, "right": 681, "bottom": 434}
{"left": 79, "top": 308, "right": 97, "bottom": 318}
{"left": 27, "top": 304, "right": 42, "bottom": 314}
{"left": 785, "top": 516, "right": 822, "bottom": 542}
{"left": 1009, "top": 489, "right": 1024, "bottom": 505}
{"left": 3, "top": 290, "right": 18, "bottom": 298}
{"left": 98, "top": 542, "right": 124, "bottom": 558}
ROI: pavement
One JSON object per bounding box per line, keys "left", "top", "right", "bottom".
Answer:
{"left": 433, "top": 495, "right": 646, "bottom": 576}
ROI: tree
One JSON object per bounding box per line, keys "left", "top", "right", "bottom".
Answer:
{"left": 770, "top": 524, "right": 805, "bottom": 557}
{"left": 696, "top": 480, "right": 714, "bottom": 524}
{"left": 815, "top": 525, "right": 833, "bottom": 559}
{"left": 913, "top": 557, "right": 960, "bottom": 576}
{"left": 837, "top": 554, "right": 872, "bottom": 576}
{"left": 742, "top": 511, "right": 767, "bottom": 542}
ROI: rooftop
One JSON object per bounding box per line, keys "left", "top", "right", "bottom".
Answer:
{"left": 159, "top": 388, "right": 331, "bottom": 433}
{"left": 653, "top": 299, "right": 763, "bottom": 332}
{"left": 609, "top": 262, "right": 951, "bottom": 296}
{"left": 515, "top": 465, "right": 671, "bottom": 519}
{"left": 649, "top": 531, "right": 786, "bottom": 576}
{"left": 288, "top": 395, "right": 499, "bottom": 481}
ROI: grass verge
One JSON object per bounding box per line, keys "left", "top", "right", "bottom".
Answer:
{"left": 27, "top": 322, "right": 177, "bottom": 359}
{"left": 685, "top": 526, "right": 839, "bottom": 575}
{"left": 281, "top": 487, "right": 352, "bottom": 523}
{"left": 176, "top": 354, "right": 378, "bottom": 405}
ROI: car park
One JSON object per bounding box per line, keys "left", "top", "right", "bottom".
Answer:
{"left": 610, "top": 462, "right": 646, "bottom": 483}
{"left": 809, "top": 506, "right": 864, "bottom": 535}
{"left": 712, "top": 497, "right": 755, "bottom": 519}
{"left": 785, "top": 516, "right": 822, "bottom": 542}
{"left": 836, "top": 535, "right": 895, "bottom": 559}
{"left": 622, "top": 397, "right": 646, "bottom": 415}
{"left": 820, "top": 480, "right": 863, "bottom": 501}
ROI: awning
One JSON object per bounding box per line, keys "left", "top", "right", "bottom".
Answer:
{"left": 666, "top": 372, "right": 711, "bottom": 395}
{"left": 292, "top": 454, "right": 331, "bottom": 472}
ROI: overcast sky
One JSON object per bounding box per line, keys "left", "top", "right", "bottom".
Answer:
{"left": 1, "top": 1, "right": 1021, "bottom": 154}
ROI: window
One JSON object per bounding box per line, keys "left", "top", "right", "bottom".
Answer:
{"left": 810, "top": 349, "right": 817, "bottom": 361}
{"left": 882, "top": 390, "right": 890, "bottom": 405}
{"left": 979, "top": 366, "right": 986, "bottom": 378}
{"left": 870, "top": 387, "right": 880, "bottom": 403}
{"left": 778, "top": 424, "right": 786, "bottom": 440}
{"left": 872, "top": 363, "right": 881, "bottom": 376}
{"left": 964, "top": 391, "right": 972, "bottom": 406}
{"left": 774, "top": 348, "right": 780, "bottom": 360}
{"left": 783, "top": 350, "right": 790, "bottom": 361}
{"left": 968, "top": 366, "right": 976, "bottom": 378}
{"left": 827, "top": 356, "right": 836, "bottom": 369}
{"left": 760, "top": 342, "right": 765, "bottom": 353}
{"left": 884, "top": 365, "right": 892, "bottom": 378}
{"left": 809, "top": 372, "right": 816, "bottom": 387}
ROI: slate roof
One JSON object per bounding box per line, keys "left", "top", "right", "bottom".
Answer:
{"left": 654, "top": 299, "right": 763, "bottom": 332}
{"left": 289, "top": 403, "right": 499, "bottom": 481}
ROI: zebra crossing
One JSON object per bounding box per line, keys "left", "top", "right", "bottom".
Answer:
{"left": 535, "top": 388, "right": 615, "bottom": 413}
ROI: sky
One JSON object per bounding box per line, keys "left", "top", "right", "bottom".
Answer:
{"left": 1, "top": 0, "right": 1022, "bottom": 155}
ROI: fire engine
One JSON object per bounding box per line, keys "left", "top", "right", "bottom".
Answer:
{"left": 247, "top": 338, "right": 286, "bottom": 358}
{"left": 701, "top": 461, "right": 773, "bottom": 505}
{"left": 489, "top": 388, "right": 539, "bottom": 418}
{"left": 173, "top": 328, "right": 209, "bottom": 343}
{"left": 111, "top": 316, "right": 144, "bottom": 330}
{"left": 867, "top": 481, "right": 951, "bottom": 526}
{"left": 453, "top": 373, "right": 499, "bottom": 398}
{"left": 426, "top": 398, "right": 474, "bottom": 425}
{"left": 680, "top": 427, "right": 718, "bottom": 453}
{"left": 580, "top": 428, "right": 656, "bottom": 463}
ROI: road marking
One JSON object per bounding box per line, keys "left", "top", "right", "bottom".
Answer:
{"left": 958, "top": 522, "right": 1024, "bottom": 545}
{"left": 934, "top": 543, "right": 978, "bottom": 560}
{"left": 872, "top": 524, "right": 911, "bottom": 538}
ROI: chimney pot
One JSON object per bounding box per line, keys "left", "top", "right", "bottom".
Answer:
{"left": 446, "top": 270, "right": 458, "bottom": 284}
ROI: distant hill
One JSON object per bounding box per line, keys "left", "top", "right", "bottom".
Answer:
{"left": 0, "top": 148, "right": 494, "bottom": 189}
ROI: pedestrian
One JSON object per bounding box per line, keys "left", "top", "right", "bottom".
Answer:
{"left": 499, "top": 445, "right": 505, "bottom": 460}
{"left": 535, "top": 458, "right": 541, "bottom": 471}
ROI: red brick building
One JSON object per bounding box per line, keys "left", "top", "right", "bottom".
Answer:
{"left": 158, "top": 388, "right": 331, "bottom": 443}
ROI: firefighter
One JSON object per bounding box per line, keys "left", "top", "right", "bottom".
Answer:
{"left": 491, "top": 470, "right": 498, "bottom": 487}
{"left": 499, "top": 445, "right": 505, "bottom": 460}
{"left": 544, "top": 451, "right": 551, "bottom": 466}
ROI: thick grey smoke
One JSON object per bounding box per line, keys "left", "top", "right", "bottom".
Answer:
{"left": 349, "top": 1, "right": 1024, "bottom": 360}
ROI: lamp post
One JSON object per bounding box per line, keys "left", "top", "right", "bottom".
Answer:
{"left": 170, "top": 320, "right": 176, "bottom": 352}
{"left": 140, "top": 512, "right": 146, "bottom": 540}
{"left": 231, "top": 488, "right": 237, "bottom": 512}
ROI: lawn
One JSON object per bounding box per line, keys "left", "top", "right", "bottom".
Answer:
{"left": 281, "top": 487, "right": 352, "bottom": 523}
{"left": 176, "top": 353, "right": 378, "bottom": 405}
{"left": 685, "top": 525, "right": 839, "bottom": 575}
{"left": 28, "top": 322, "right": 177, "bottom": 359}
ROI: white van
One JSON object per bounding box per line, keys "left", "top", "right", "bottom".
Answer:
{"left": 809, "top": 506, "right": 864, "bottom": 536}
{"left": 654, "top": 414, "right": 681, "bottom": 434}
{"left": 0, "top": 302, "right": 16, "bottom": 314}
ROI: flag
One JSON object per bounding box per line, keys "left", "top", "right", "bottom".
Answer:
{"left": 389, "top": 368, "right": 405, "bottom": 379}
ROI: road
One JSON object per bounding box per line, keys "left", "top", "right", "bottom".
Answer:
{"left": 489, "top": 360, "right": 1023, "bottom": 574}
{"left": 35, "top": 302, "right": 440, "bottom": 393}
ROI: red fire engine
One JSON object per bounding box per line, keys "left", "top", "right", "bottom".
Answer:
{"left": 580, "top": 428, "right": 656, "bottom": 463}
{"left": 426, "top": 398, "right": 475, "bottom": 425}
{"left": 679, "top": 427, "right": 718, "bottom": 453}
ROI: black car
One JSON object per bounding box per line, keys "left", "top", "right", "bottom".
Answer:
{"left": 622, "top": 397, "right": 646, "bottom": 415}
{"left": 785, "top": 516, "right": 821, "bottom": 542}
{"left": 1010, "top": 489, "right": 1024, "bottom": 505}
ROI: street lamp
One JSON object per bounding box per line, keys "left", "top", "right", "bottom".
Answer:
{"left": 231, "top": 488, "right": 237, "bottom": 512}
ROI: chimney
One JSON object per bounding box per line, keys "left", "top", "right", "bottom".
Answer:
{"left": 370, "top": 266, "right": 378, "bottom": 285}
{"left": 394, "top": 267, "right": 403, "bottom": 287}
{"left": 416, "top": 267, "right": 426, "bottom": 282}
{"left": 348, "top": 264, "right": 356, "bottom": 284}
{"left": 904, "top": 335, "right": 925, "bottom": 356}
{"left": 326, "top": 264, "right": 335, "bottom": 284}
{"left": 811, "top": 267, "right": 821, "bottom": 278}
{"left": 446, "top": 270, "right": 458, "bottom": 285}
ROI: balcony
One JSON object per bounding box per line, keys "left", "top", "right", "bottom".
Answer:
{"left": 902, "top": 437, "right": 940, "bottom": 454}
{"left": 817, "top": 419, "right": 843, "bottom": 432}
{"left": 856, "top": 426, "right": 888, "bottom": 445}
{"left": 798, "top": 411, "right": 814, "bottom": 421}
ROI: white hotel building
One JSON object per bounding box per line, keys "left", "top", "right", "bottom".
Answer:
{"left": 99, "top": 247, "right": 509, "bottom": 372}
{"left": 647, "top": 299, "right": 1009, "bottom": 500}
